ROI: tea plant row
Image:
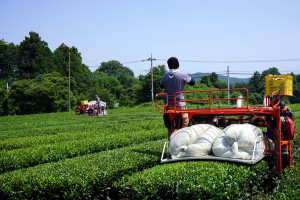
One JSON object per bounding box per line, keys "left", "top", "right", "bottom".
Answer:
{"left": 115, "top": 160, "right": 271, "bottom": 199}
{"left": 0, "top": 105, "right": 298, "bottom": 199}
{"left": 0, "top": 119, "right": 162, "bottom": 150}
{"left": 0, "top": 126, "right": 165, "bottom": 174}
{"left": 0, "top": 106, "right": 162, "bottom": 140}
{"left": 0, "top": 139, "right": 165, "bottom": 199}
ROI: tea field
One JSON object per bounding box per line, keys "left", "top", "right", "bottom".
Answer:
{"left": 0, "top": 104, "right": 299, "bottom": 199}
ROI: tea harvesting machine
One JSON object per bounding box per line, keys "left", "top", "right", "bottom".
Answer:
{"left": 156, "top": 75, "right": 295, "bottom": 173}
{"left": 75, "top": 100, "right": 106, "bottom": 116}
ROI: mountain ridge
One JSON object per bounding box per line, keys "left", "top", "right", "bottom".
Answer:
{"left": 188, "top": 72, "right": 250, "bottom": 84}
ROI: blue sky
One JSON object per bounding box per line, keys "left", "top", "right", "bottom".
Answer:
{"left": 1, "top": 0, "right": 300, "bottom": 77}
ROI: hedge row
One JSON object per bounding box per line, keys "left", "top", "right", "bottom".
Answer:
{"left": 0, "top": 106, "right": 165, "bottom": 173}
{"left": 0, "top": 107, "right": 162, "bottom": 140}
{"left": 0, "top": 105, "right": 298, "bottom": 199}
{"left": 0, "top": 126, "right": 165, "bottom": 173}
{"left": 0, "top": 119, "right": 163, "bottom": 150}
{"left": 272, "top": 156, "right": 300, "bottom": 199}
{"left": 0, "top": 139, "right": 165, "bottom": 200}
{"left": 115, "top": 160, "right": 271, "bottom": 199}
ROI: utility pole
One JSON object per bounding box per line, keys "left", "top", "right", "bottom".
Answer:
{"left": 227, "top": 66, "right": 230, "bottom": 106}
{"left": 68, "top": 52, "right": 71, "bottom": 112}
{"left": 142, "top": 54, "right": 156, "bottom": 106}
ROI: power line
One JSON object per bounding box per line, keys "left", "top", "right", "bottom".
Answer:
{"left": 0, "top": 55, "right": 57, "bottom": 65}
{"left": 122, "top": 60, "right": 144, "bottom": 64}
{"left": 155, "top": 58, "right": 300, "bottom": 63}
{"left": 4, "top": 56, "right": 299, "bottom": 66}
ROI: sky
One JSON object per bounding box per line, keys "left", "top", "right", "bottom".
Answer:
{"left": 1, "top": 0, "right": 300, "bottom": 78}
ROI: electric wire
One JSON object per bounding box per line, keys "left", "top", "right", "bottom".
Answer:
{"left": 2, "top": 56, "right": 300, "bottom": 65}
{"left": 1, "top": 56, "right": 299, "bottom": 76}
{"left": 155, "top": 58, "right": 300, "bottom": 63}
{"left": 0, "top": 55, "right": 57, "bottom": 65}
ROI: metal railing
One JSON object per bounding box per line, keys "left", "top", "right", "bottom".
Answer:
{"left": 156, "top": 88, "right": 249, "bottom": 113}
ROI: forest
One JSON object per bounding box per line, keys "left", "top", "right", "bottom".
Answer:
{"left": 1, "top": 31, "right": 300, "bottom": 116}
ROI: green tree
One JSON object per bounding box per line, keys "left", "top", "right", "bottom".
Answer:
{"left": 53, "top": 43, "right": 70, "bottom": 76}
{"left": 0, "top": 40, "right": 18, "bottom": 82}
{"left": 137, "top": 65, "right": 166, "bottom": 104}
{"left": 16, "top": 31, "right": 54, "bottom": 79}
{"left": 210, "top": 72, "right": 218, "bottom": 83}
{"left": 91, "top": 60, "right": 139, "bottom": 107}
{"left": 53, "top": 43, "right": 92, "bottom": 98}
{"left": 200, "top": 75, "right": 212, "bottom": 87}
{"left": 54, "top": 43, "right": 91, "bottom": 78}
{"left": 0, "top": 87, "right": 9, "bottom": 115}
{"left": 40, "top": 72, "right": 77, "bottom": 112}
{"left": 235, "top": 82, "right": 248, "bottom": 89}
{"left": 9, "top": 72, "right": 76, "bottom": 115}
{"left": 261, "top": 67, "right": 280, "bottom": 78}
{"left": 117, "top": 76, "right": 140, "bottom": 107}
{"left": 211, "top": 72, "right": 227, "bottom": 89}
{"left": 96, "top": 60, "right": 134, "bottom": 77}
{"left": 248, "top": 71, "right": 262, "bottom": 94}
{"left": 83, "top": 71, "right": 124, "bottom": 108}
{"left": 199, "top": 72, "right": 227, "bottom": 88}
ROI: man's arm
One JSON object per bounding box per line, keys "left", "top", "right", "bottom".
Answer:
{"left": 188, "top": 77, "right": 195, "bottom": 86}
{"left": 160, "top": 82, "right": 164, "bottom": 89}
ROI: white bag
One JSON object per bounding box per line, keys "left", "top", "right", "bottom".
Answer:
{"left": 212, "top": 124, "right": 265, "bottom": 160}
{"left": 169, "top": 124, "right": 225, "bottom": 158}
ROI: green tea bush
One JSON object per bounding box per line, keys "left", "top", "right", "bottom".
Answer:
{"left": 0, "top": 139, "right": 164, "bottom": 200}
{"left": 0, "top": 119, "right": 163, "bottom": 150}
{"left": 272, "top": 162, "right": 300, "bottom": 199}
{"left": 289, "top": 103, "right": 300, "bottom": 112}
{"left": 0, "top": 104, "right": 298, "bottom": 199}
{"left": 115, "top": 160, "right": 270, "bottom": 200}
{"left": 0, "top": 106, "right": 166, "bottom": 173}
{"left": 0, "top": 126, "right": 165, "bottom": 173}
{"left": 0, "top": 107, "right": 163, "bottom": 140}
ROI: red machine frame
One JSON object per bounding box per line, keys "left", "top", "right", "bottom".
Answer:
{"left": 75, "top": 104, "right": 104, "bottom": 116}
{"left": 156, "top": 88, "right": 294, "bottom": 173}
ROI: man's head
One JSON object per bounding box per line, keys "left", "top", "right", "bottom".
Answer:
{"left": 95, "top": 95, "right": 98, "bottom": 98}
{"left": 167, "top": 57, "right": 179, "bottom": 69}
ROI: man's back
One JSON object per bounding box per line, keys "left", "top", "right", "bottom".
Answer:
{"left": 160, "top": 69, "right": 192, "bottom": 107}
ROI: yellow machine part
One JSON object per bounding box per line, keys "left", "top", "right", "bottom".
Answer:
{"left": 265, "top": 75, "right": 293, "bottom": 96}
{"left": 81, "top": 100, "right": 88, "bottom": 105}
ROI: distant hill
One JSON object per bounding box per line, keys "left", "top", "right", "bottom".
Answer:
{"left": 188, "top": 72, "right": 250, "bottom": 84}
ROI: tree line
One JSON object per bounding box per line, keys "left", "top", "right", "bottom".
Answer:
{"left": 1, "top": 31, "right": 299, "bottom": 115}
